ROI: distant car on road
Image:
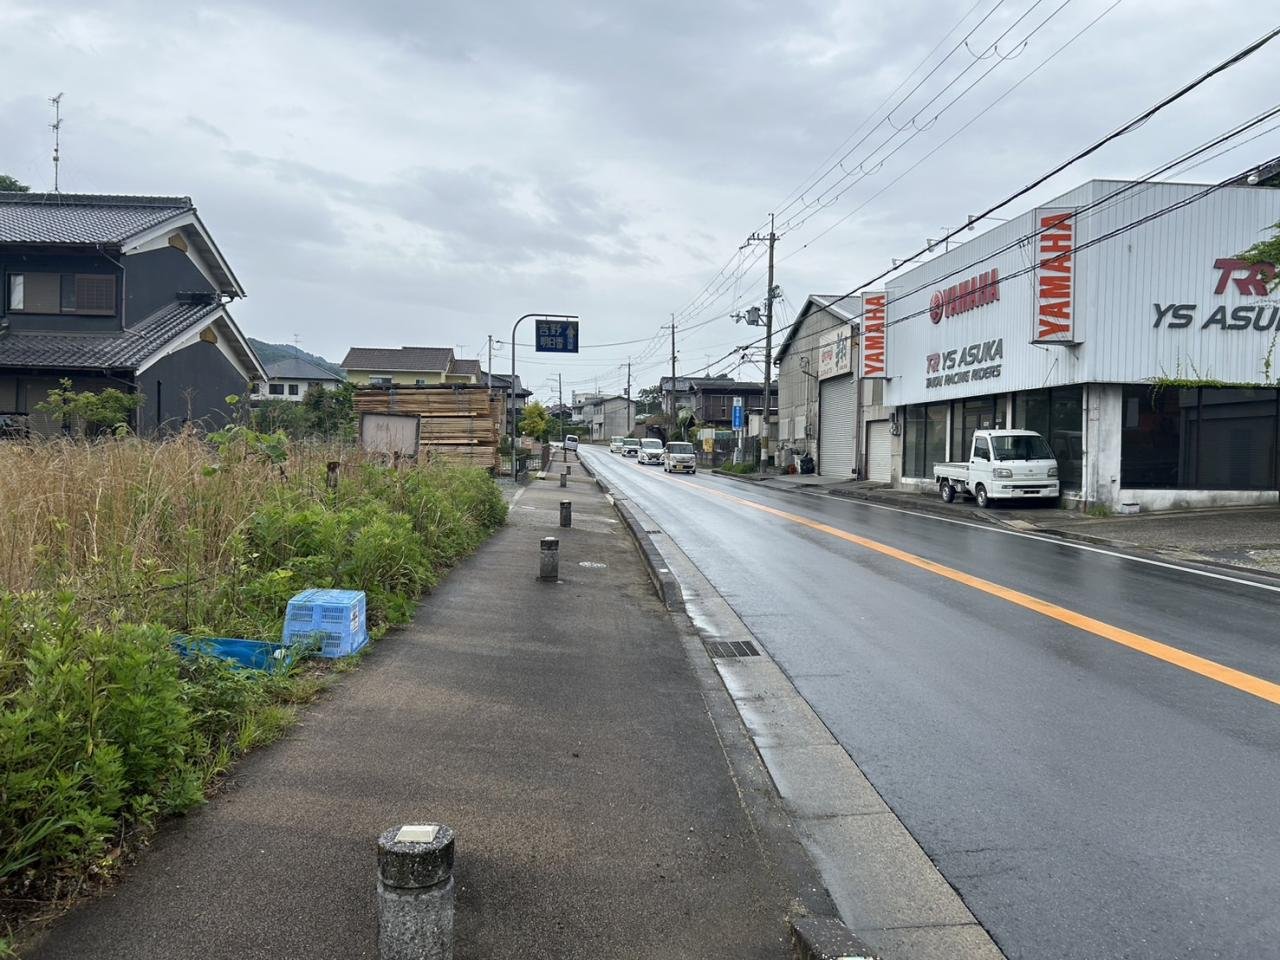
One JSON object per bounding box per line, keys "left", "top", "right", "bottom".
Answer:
{"left": 663, "top": 441, "right": 697, "bottom": 474}
{"left": 621, "top": 437, "right": 641, "bottom": 457}
{"left": 609, "top": 436, "right": 625, "bottom": 453}
{"left": 637, "top": 438, "right": 664, "bottom": 465}
{"left": 563, "top": 435, "right": 579, "bottom": 452}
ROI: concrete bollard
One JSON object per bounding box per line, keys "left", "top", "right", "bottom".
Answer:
{"left": 539, "top": 536, "right": 560, "bottom": 581}
{"left": 559, "top": 472, "right": 567, "bottom": 488}
{"left": 559, "top": 500, "right": 572, "bottom": 528}
{"left": 565, "top": 465, "right": 572, "bottom": 476}
{"left": 377, "top": 824, "right": 456, "bottom": 960}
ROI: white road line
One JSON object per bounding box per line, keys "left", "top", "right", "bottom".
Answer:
{"left": 583, "top": 448, "right": 1280, "bottom": 596}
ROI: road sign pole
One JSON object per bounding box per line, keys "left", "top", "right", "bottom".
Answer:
{"left": 511, "top": 313, "right": 577, "bottom": 480}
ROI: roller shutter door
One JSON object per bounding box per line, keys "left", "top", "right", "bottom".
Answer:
{"left": 818, "top": 375, "right": 855, "bottom": 477}
{"left": 866, "top": 419, "right": 892, "bottom": 482}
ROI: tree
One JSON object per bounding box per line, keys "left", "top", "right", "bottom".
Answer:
{"left": 518, "top": 400, "right": 552, "bottom": 442}
{"left": 637, "top": 384, "right": 663, "bottom": 416}
{"left": 0, "top": 174, "right": 30, "bottom": 192}
{"left": 36, "top": 379, "right": 141, "bottom": 435}
{"left": 1243, "top": 222, "right": 1280, "bottom": 292}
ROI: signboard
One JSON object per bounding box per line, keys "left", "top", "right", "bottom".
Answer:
{"left": 359, "top": 413, "right": 420, "bottom": 458}
{"left": 861, "top": 292, "right": 887, "bottom": 378}
{"left": 1152, "top": 257, "right": 1279, "bottom": 332}
{"left": 731, "top": 396, "right": 744, "bottom": 430}
{"left": 925, "top": 338, "right": 1004, "bottom": 389}
{"left": 535, "top": 320, "right": 580, "bottom": 353}
{"left": 817, "top": 324, "right": 854, "bottom": 379}
{"left": 1033, "top": 208, "right": 1078, "bottom": 343}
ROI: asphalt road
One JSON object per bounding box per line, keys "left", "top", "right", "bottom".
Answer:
{"left": 581, "top": 447, "right": 1280, "bottom": 960}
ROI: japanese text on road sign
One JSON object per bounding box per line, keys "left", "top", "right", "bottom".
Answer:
{"left": 535, "top": 320, "right": 580, "bottom": 353}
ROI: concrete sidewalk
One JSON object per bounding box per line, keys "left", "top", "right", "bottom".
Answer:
{"left": 25, "top": 458, "right": 822, "bottom": 959}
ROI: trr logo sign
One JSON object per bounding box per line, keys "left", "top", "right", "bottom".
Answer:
{"left": 1213, "top": 258, "right": 1277, "bottom": 296}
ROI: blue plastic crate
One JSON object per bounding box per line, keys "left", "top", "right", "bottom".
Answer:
{"left": 283, "top": 588, "right": 368, "bottom": 658}
{"left": 173, "top": 637, "right": 294, "bottom": 672}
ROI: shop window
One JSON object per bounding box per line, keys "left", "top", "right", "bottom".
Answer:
{"left": 1122, "top": 386, "right": 1278, "bottom": 490}
{"left": 952, "top": 397, "right": 996, "bottom": 462}
{"left": 1014, "top": 387, "right": 1081, "bottom": 488}
{"left": 903, "top": 403, "right": 948, "bottom": 476}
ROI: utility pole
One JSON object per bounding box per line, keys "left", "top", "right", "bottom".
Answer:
{"left": 668, "top": 314, "right": 677, "bottom": 424}
{"left": 558, "top": 372, "right": 564, "bottom": 456}
{"left": 763, "top": 213, "right": 776, "bottom": 468}
{"left": 745, "top": 216, "right": 778, "bottom": 468}
{"left": 625, "top": 359, "right": 632, "bottom": 433}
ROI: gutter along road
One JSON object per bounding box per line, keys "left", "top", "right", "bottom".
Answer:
{"left": 579, "top": 447, "right": 1280, "bottom": 960}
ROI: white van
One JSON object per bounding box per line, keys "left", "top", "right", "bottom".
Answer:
{"left": 563, "top": 435, "right": 579, "bottom": 452}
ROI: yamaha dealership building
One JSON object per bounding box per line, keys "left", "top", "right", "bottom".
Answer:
{"left": 777, "top": 176, "right": 1280, "bottom": 510}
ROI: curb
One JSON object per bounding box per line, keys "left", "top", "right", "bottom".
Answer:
{"left": 578, "top": 453, "right": 685, "bottom": 609}
{"left": 711, "top": 468, "right": 768, "bottom": 482}
{"left": 791, "top": 918, "right": 881, "bottom": 960}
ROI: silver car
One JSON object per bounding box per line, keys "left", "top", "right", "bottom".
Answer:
{"left": 663, "top": 441, "right": 697, "bottom": 474}
{"left": 637, "top": 438, "right": 664, "bottom": 465}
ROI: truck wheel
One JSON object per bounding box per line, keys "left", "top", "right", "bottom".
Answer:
{"left": 975, "top": 484, "right": 990, "bottom": 508}
{"left": 940, "top": 480, "right": 955, "bottom": 503}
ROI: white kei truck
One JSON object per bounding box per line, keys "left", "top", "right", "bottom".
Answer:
{"left": 933, "top": 429, "right": 1060, "bottom": 508}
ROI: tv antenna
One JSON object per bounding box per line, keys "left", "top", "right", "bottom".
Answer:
{"left": 49, "top": 93, "right": 63, "bottom": 192}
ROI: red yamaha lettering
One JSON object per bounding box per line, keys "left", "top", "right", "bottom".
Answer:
{"left": 862, "top": 292, "right": 887, "bottom": 378}
{"left": 931, "top": 267, "right": 1000, "bottom": 322}
{"left": 1035, "top": 209, "right": 1076, "bottom": 343}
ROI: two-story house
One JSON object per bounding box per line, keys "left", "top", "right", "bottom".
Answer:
{"left": 252, "top": 357, "right": 345, "bottom": 402}
{"left": 341, "top": 346, "right": 481, "bottom": 386}
{"left": 691, "top": 380, "right": 778, "bottom": 429}
{"left": 0, "top": 192, "right": 264, "bottom": 434}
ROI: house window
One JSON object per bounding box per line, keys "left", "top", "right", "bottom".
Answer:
{"left": 269, "top": 383, "right": 285, "bottom": 396}
{"left": 287, "top": 383, "right": 299, "bottom": 396}
{"left": 7, "top": 272, "right": 116, "bottom": 315}
{"left": 370, "top": 377, "right": 392, "bottom": 386}
{"left": 415, "top": 379, "right": 427, "bottom": 386}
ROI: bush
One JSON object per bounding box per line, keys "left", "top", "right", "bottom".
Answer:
{"left": 0, "top": 436, "right": 507, "bottom": 921}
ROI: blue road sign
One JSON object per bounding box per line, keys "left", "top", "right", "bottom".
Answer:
{"left": 731, "top": 399, "right": 744, "bottom": 430}
{"left": 535, "top": 320, "right": 580, "bottom": 353}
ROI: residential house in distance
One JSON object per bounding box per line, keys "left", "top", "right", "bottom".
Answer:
{"left": 483, "top": 371, "right": 532, "bottom": 435}
{"left": 579, "top": 395, "right": 635, "bottom": 441}
{"left": 252, "top": 356, "right": 345, "bottom": 402}
{"left": 0, "top": 192, "right": 264, "bottom": 434}
{"left": 689, "top": 379, "right": 778, "bottom": 430}
{"left": 341, "top": 346, "right": 481, "bottom": 386}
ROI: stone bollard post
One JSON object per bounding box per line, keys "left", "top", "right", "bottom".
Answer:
{"left": 559, "top": 500, "right": 572, "bottom": 528}
{"left": 559, "top": 472, "right": 567, "bottom": 488}
{"left": 539, "top": 537, "right": 559, "bottom": 581}
{"left": 377, "top": 824, "right": 456, "bottom": 960}
{"left": 565, "top": 465, "right": 572, "bottom": 476}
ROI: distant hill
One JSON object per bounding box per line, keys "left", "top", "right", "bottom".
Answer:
{"left": 248, "top": 339, "right": 346, "bottom": 379}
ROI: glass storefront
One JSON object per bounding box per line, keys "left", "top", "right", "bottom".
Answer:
{"left": 903, "top": 403, "right": 948, "bottom": 477}
{"left": 1121, "top": 386, "right": 1279, "bottom": 489}
{"left": 1014, "top": 386, "right": 1083, "bottom": 488}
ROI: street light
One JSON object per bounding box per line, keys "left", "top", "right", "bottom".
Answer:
{"left": 510, "top": 312, "right": 578, "bottom": 480}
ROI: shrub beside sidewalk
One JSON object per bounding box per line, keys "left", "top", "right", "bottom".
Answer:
{"left": 0, "top": 435, "right": 506, "bottom": 944}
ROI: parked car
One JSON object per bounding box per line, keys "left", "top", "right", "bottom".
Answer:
{"left": 934, "top": 429, "right": 1059, "bottom": 508}
{"left": 637, "top": 437, "right": 664, "bottom": 465}
{"left": 621, "top": 437, "right": 641, "bottom": 457}
{"left": 609, "top": 436, "right": 625, "bottom": 453}
{"left": 663, "top": 441, "right": 697, "bottom": 474}
{"left": 563, "top": 434, "right": 579, "bottom": 452}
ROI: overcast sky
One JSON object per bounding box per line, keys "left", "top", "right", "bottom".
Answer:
{"left": 3, "top": 1, "right": 1278, "bottom": 402}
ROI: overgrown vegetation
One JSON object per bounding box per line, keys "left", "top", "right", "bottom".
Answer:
{"left": 0, "top": 433, "right": 506, "bottom": 935}
{"left": 250, "top": 382, "right": 356, "bottom": 440}
{"left": 717, "top": 461, "right": 760, "bottom": 475}
{"left": 35, "top": 379, "right": 142, "bottom": 436}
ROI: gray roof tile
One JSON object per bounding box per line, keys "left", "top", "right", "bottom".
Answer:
{"left": 264, "top": 357, "right": 345, "bottom": 381}
{"left": 0, "top": 300, "right": 220, "bottom": 371}
{"left": 341, "top": 346, "right": 455, "bottom": 372}
{"left": 449, "top": 358, "right": 481, "bottom": 377}
{"left": 0, "top": 192, "right": 192, "bottom": 245}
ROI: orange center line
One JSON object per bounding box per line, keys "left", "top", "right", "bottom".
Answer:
{"left": 655, "top": 470, "right": 1280, "bottom": 708}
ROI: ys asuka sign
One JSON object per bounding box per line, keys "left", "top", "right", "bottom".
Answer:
{"left": 1152, "top": 258, "right": 1279, "bottom": 332}
{"left": 925, "top": 338, "right": 1004, "bottom": 389}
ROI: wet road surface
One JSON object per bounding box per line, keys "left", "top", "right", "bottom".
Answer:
{"left": 581, "top": 447, "right": 1280, "bottom": 960}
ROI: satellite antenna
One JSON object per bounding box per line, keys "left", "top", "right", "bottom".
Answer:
{"left": 49, "top": 93, "right": 63, "bottom": 192}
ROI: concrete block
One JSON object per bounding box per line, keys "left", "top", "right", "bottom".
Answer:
{"left": 791, "top": 917, "right": 881, "bottom": 960}
{"left": 757, "top": 744, "right": 890, "bottom": 818}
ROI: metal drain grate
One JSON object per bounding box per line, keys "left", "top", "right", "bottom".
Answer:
{"left": 704, "top": 639, "right": 760, "bottom": 659}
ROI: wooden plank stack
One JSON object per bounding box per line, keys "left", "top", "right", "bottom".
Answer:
{"left": 354, "top": 384, "right": 502, "bottom": 470}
